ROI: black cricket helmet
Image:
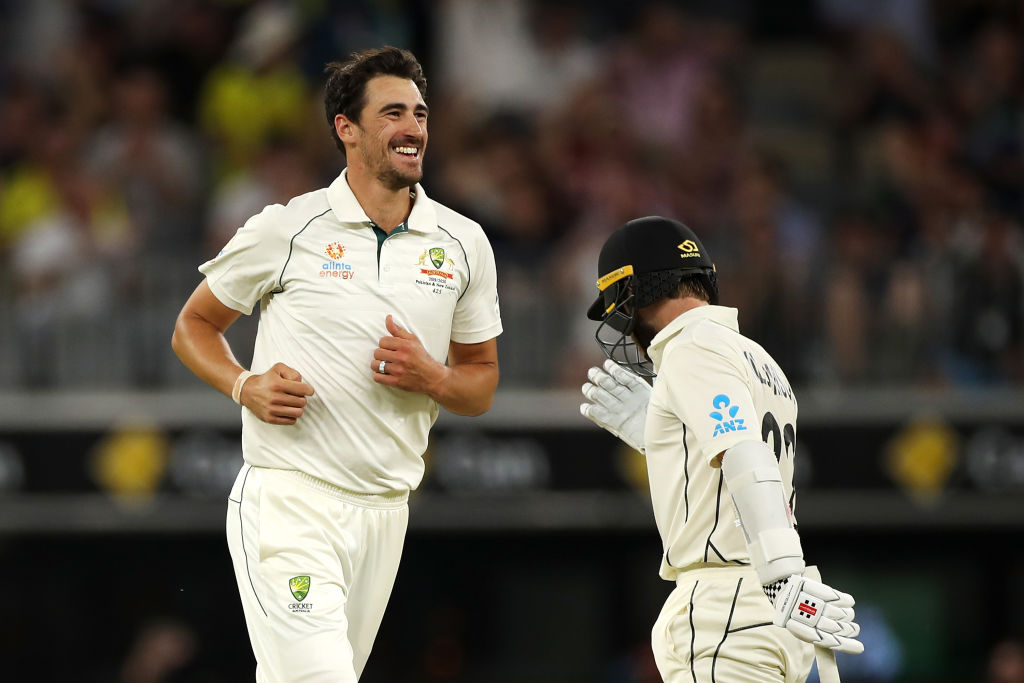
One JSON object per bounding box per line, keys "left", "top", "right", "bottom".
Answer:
{"left": 587, "top": 216, "right": 717, "bottom": 376}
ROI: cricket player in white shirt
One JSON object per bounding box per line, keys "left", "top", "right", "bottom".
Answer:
{"left": 172, "top": 47, "right": 502, "bottom": 682}
{"left": 580, "top": 217, "right": 863, "bottom": 682}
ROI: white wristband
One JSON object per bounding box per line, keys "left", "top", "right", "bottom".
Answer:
{"left": 231, "top": 370, "right": 256, "bottom": 406}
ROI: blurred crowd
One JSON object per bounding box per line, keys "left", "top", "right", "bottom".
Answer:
{"left": 0, "top": 0, "right": 1022, "bottom": 390}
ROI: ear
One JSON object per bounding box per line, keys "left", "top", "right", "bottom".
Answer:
{"left": 334, "top": 113, "right": 358, "bottom": 148}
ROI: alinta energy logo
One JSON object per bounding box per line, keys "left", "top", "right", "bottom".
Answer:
{"left": 417, "top": 247, "right": 455, "bottom": 279}
{"left": 321, "top": 242, "right": 354, "bottom": 279}
{"left": 326, "top": 242, "right": 345, "bottom": 260}
{"left": 288, "top": 575, "right": 312, "bottom": 613}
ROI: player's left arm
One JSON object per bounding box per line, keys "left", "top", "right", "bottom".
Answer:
{"left": 371, "top": 314, "right": 498, "bottom": 415}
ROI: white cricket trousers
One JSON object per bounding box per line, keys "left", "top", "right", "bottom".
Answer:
{"left": 652, "top": 565, "right": 814, "bottom": 683}
{"left": 226, "top": 464, "right": 409, "bottom": 682}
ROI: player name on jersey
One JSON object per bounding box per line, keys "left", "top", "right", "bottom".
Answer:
{"left": 744, "top": 350, "right": 794, "bottom": 401}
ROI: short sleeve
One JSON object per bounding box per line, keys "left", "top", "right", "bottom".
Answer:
{"left": 450, "top": 230, "right": 503, "bottom": 344}
{"left": 660, "top": 343, "right": 758, "bottom": 464}
{"left": 199, "top": 204, "right": 286, "bottom": 314}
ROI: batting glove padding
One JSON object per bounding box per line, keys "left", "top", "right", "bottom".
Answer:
{"left": 772, "top": 575, "right": 864, "bottom": 655}
{"left": 580, "top": 359, "right": 651, "bottom": 454}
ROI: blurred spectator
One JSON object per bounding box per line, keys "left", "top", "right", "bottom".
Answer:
{"left": 87, "top": 59, "right": 205, "bottom": 258}
{"left": 817, "top": 0, "right": 937, "bottom": 65}
{"left": 130, "top": 1, "right": 236, "bottom": 124}
{"left": 605, "top": 3, "right": 714, "bottom": 155}
{"left": 7, "top": 104, "right": 130, "bottom": 387}
{"left": 435, "top": 0, "right": 602, "bottom": 118}
{"left": 951, "top": 212, "right": 1024, "bottom": 383}
{"left": 197, "top": 1, "right": 312, "bottom": 178}
{"left": 723, "top": 152, "right": 823, "bottom": 382}
{"left": 836, "top": 27, "right": 936, "bottom": 131}
{"left": 957, "top": 22, "right": 1024, "bottom": 222}
{"left": 0, "top": 80, "right": 59, "bottom": 249}
{"left": 820, "top": 212, "right": 887, "bottom": 384}
{"left": 668, "top": 71, "right": 749, "bottom": 232}
{"left": 110, "top": 618, "right": 224, "bottom": 683}
{"left": 874, "top": 261, "right": 933, "bottom": 382}
{"left": 300, "top": 0, "right": 417, "bottom": 82}
{"left": 120, "top": 620, "right": 197, "bottom": 683}
{"left": 989, "top": 638, "right": 1024, "bottom": 683}
{"left": 205, "top": 135, "right": 320, "bottom": 257}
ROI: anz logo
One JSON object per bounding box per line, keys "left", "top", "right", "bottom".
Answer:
{"left": 710, "top": 394, "right": 747, "bottom": 437}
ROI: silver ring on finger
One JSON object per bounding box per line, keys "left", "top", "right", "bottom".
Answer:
{"left": 378, "top": 360, "right": 388, "bottom": 374}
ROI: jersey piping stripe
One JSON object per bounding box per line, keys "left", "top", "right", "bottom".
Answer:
{"left": 664, "top": 424, "right": 691, "bottom": 569}
{"left": 271, "top": 207, "right": 333, "bottom": 293}
{"left": 727, "top": 621, "right": 772, "bottom": 634}
{"left": 710, "top": 578, "right": 743, "bottom": 682}
{"left": 703, "top": 470, "right": 725, "bottom": 562}
{"left": 688, "top": 580, "right": 699, "bottom": 683}
{"left": 437, "top": 225, "right": 470, "bottom": 301}
{"left": 237, "top": 464, "right": 267, "bottom": 618}
{"left": 706, "top": 541, "right": 728, "bottom": 563}
{"left": 683, "top": 423, "right": 691, "bottom": 523}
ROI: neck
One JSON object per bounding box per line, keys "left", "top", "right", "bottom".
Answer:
{"left": 345, "top": 164, "right": 414, "bottom": 233}
{"left": 647, "top": 296, "right": 709, "bottom": 331}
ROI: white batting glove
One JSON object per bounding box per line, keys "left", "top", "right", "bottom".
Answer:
{"left": 580, "top": 359, "right": 651, "bottom": 454}
{"left": 768, "top": 574, "right": 864, "bottom": 655}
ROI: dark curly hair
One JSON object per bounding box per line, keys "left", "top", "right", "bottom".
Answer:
{"left": 323, "top": 46, "right": 427, "bottom": 154}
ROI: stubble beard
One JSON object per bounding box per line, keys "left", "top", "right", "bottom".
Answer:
{"left": 631, "top": 314, "right": 659, "bottom": 361}
{"left": 377, "top": 166, "right": 422, "bottom": 191}
{"left": 360, "top": 137, "right": 423, "bottom": 191}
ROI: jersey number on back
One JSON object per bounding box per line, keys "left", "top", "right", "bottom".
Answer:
{"left": 761, "top": 411, "right": 795, "bottom": 463}
{"left": 763, "top": 411, "right": 797, "bottom": 512}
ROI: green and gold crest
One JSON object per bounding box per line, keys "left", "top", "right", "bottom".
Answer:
{"left": 429, "top": 247, "right": 446, "bottom": 269}
{"left": 289, "top": 575, "right": 310, "bottom": 602}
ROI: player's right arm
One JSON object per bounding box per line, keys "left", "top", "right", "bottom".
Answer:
{"left": 172, "top": 280, "right": 314, "bottom": 425}
{"left": 719, "top": 439, "right": 863, "bottom": 654}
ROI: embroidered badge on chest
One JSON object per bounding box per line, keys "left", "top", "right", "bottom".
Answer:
{"left": 415, "top": 247, "right": 459, "bottom": 294}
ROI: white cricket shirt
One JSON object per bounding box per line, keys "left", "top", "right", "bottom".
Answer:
{"left": 645, "top": 305, "right": 798, "bottom": 581}
{"left": 200, "top": 170, "right": 503, "bottom": 494}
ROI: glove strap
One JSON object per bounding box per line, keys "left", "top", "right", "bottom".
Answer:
{"left": 763, "top": 577, "right": 787, "bottom": 605}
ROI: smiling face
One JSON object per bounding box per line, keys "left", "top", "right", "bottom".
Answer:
{"left": 337, "top": 75, "right": 428, "bottom": 191}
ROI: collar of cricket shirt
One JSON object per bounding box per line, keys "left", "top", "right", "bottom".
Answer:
{"left": 327, "top": 168, "right": 438, "bottom": 233}
{"left": 646, "top": 305, "right": 740, "bottom": 373}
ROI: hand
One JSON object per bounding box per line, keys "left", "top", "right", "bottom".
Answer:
{"left": 371, "top": 315, "right": 447, "bottom": 396}
{"left": 240, "top": 362, "right": 315, "bottom": 425}
{"left": 580, "top": 359, "right": 651, "bottom": 453}
{"left": 770, "top": 574, "right": 864, "bottom": 655}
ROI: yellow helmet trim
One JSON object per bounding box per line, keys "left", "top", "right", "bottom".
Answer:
{"left": 595, "top": 265, "right": 634, "bottom": 291}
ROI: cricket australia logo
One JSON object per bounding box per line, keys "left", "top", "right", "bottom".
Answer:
{"left": 710, "top": 394, "right": 747, "bottom": 437}
{"left": 288, "top": 575, "right": 312, "bottom": 613}
{"left": 416, "top": 247, "right": 455, "bottom": 279}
